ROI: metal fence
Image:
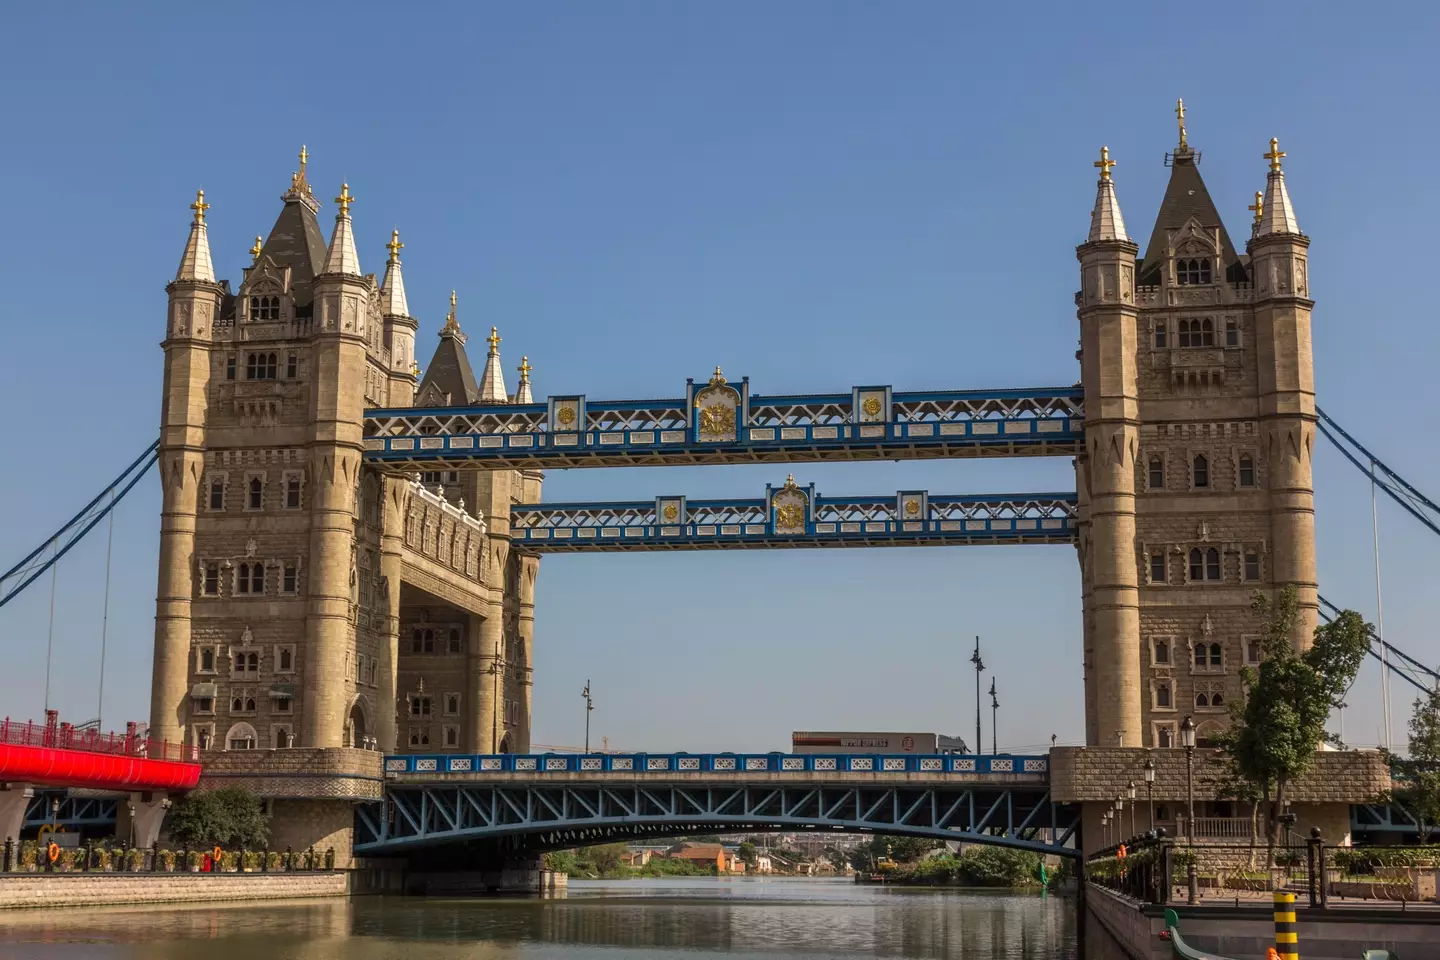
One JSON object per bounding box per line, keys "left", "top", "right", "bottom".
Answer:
{"left": 0, "top": 717, "right": 199, "bottom": 763}
{"left": 1086, "top": 833, "right": 1332, "bottom": 908}
{"left": 1, "top": 839, "right": 337, "bottom": 874}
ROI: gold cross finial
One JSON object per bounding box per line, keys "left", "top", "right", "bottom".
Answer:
{"left": 334, "top": 183, "right": 355, "bottom": 215}
{"left": 299, "top": 144, "right": 308, "bottom": 172}
{"left": 708, "top": 365, "right": 727, "bottom": 386}
{"left": 1264, "top": 137, "right": 1285, "bottom": 172}
{"left": 190, "top": 189, "right": 209, "bottom": 224}
{"left": 1175, "top": 99, "right": 1187, "bottom": 149}
{"left": 1094, "top": 146, "right": 1116, "bottom": 181}
{"left": 488, "top": 326, "right": 501, "bottom": 352}
{"left": 518, "top": 356, "right": 532, "bottom": 382}
{"left": 387, "top": 229, "right": 403, "bottom": 260}
{"left": 411, "top": 360, "right": 421, "bottom": 378}
{"left": 1248, "top": 190, "right": 1263, "bottom": 226}
{"left": 450, "top": 290, "right": 457, "bottom": 312}
{"left": 250, "top": 235, "right": 263, "bottom": 263}
{"left": 442, "top": 291, "right": 460, "bottom": 334}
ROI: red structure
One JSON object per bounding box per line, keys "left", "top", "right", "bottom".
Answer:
{"left": 0, "top": 713, "right": 200, "bottom": 791}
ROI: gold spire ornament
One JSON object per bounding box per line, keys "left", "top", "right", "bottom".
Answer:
{"left": 441, "top": 291, "right": 461, "bottom": 335}
{"left": 190, "top": 189, "right": 210, "bottom": 224}
{"left": 518, "top": 356, "right": 532, "bottom": 382}
{"left": 387, "top": 229, "right": 404, "bottom": 261}
{"left": 291, "top": 145, "right": 312, "bottom": 194}
{"left": 1264, "top": 137, "right": 1286, "bottom": 172}
{"left": 708, "top": 366, "right": 727, "bottom": 386}
{"left": 334, "top": 183, "right": 355, "bottom": 215}
{"left": 250, "top": 235, "right": 263, "bottom": 263}
{"left": 1248, "top": 190, "right": 1263, "bottom": 226}
{"left": 1094, "top": 146, "right": 1116, "bottom": 181}
{"left": 1175, "top": 99, "right": 1187, "bottom": 149}
{"left": 487, "top": 325, "right": 502, "bottom": 353}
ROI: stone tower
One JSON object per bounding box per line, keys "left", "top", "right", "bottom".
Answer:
{"left": 1075, "top": 107, "right": 1315, "bottom": 748}
{"left": 151, "top": 151, "right": 540, "bottom": 786}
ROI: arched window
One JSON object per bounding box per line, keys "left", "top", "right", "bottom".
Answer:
{"left": 1149, "top": 455, "right": 1165, "bottom": 491}
{"left": 1211, "top": 692, "right": 1224, "bottom": 707}
{"left": 245, "top": 352, "right": 278, "bottom": 380}
{"left": 1194, "top": 643, "right": 1207, "bottom": 667}
{"left": 1156, "top": 682, "right": 1172, "bottom": 709}
{"left": 248, "top": 477, "right": 263, "bottom": 510}
{"left": 1205, "top": 548, "right": 1221, "bottom": 581}
{"left": 1209, "top": 643, "right": 1222, "bottom": 667}
{"left": 274, "top": 727, "right": 288, "bottom": 748}
{"left": 234, "top": 651, "right": 245, "bottom": 673}
{"left": 246, "top": 652, "right": 259, "bottom": 671}
{"left": 1238, "top": 455, "right": 1255, "bottom": 488}
{"left": 1154, "top": 639, "right": 1170, "bottom": 664}
{"left": 1154, "top": 320, "right": 1167, "bottom": 348}
{"left": 226, "top": 723, "right": 257, "bottom": 751}
{"left": 245, "top": 696, "right": 257, "bottom": 712}
{"left": 200, "top": 649, "right": 214, "bottom": 671}
{"left": 1176, "top": 259, "right": 1211, "bottom": 285}
{"left": 279, "top": 648, "right": 292, "bottom": 671}
{"left": 1199, "top": 318, "right": 1215, "bottom": 346}
{"left": 1188, "top": 549, "right": 1204, "bottom": 582}
{"left": 448, "top": 628, "right": 462, "bottom": 654}
{"left": 1193, "top": 454, "right": 1209, "bottom": 489}
{"left": 1157, "top": 730, "right": 1173, "bottom": 749}
{"left": 209, "top": 477, "right": 225, "bottom": 511}
{"left": 1195, "top": 693, "right": 1209, "bottom": 708}
{"left": 249, "top": 295, "right": 280, "bottom": 321}
{"left": 237, "top": 563, "right": 264, "bottom": 595}
{"left": 231, "top": 694, "right": 244, "bottom": 712}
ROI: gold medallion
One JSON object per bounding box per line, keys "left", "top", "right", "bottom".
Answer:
{"left": 556, "top": 406, "right": 576, "bottom": 426}
{"left": 662, "top": 504, "right": 679, "bottom": 522}
{"left": 862, "top": 396, "right": 882, "bottom": 418}
{"left": 905, "top": 499, "right": 920, "bottom": 517}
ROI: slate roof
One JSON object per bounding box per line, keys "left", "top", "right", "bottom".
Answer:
{"left": 1137, "top": 148, "right": 1247, "bottom": 286}
{"left": 416, "top": 329, "right": 479, "bottom": 406}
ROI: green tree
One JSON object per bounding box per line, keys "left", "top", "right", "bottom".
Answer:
{"left": 736, "top": 841, "right": 758, "bottom": 869}
{"left": 588, "top": 842, "right": 628, "bottom": 875}
{"left": 1382, "top": 685, "right": 1440, "bottom": 844}
{"left": 165, "top": 788, "right": 268, "bottom": 849}
{"left": 869, "top": 835, "right": 941, "bottom": 863}
{"left": 1216, "top": 587, "right": 1369, "bottom": 865}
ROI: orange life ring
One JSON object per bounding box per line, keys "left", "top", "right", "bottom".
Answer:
{"left": 212, "top": 845, "right": 223, "bottom": 862}
{"left": 46, "top": 842, "right": 59, "bottom": 863}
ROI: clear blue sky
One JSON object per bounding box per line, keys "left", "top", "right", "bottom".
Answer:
{"left": 1, "top": 2, "right": 1436, "bottom": 754}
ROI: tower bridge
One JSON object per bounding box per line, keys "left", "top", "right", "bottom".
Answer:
{"left": 8, "top": 110, "right": 1428, "bottom": 875}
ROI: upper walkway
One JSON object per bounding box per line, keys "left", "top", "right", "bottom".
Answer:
{"left": 364, "top": 378, "right": 1083, "bottom": 469}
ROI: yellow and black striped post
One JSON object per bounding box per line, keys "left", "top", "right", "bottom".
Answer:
{"left": 1273, "top": 891, "right": 1298, "bottom": 959}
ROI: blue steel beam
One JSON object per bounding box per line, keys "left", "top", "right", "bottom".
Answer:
{"left": 508, "top": 487, "right": 1078, "bottom": 552}
{"left": 364, "top": 380, "right": 1083, "bottom": 469}
{"left": 355, "top": 782, "right": 1079, "bottom": 858}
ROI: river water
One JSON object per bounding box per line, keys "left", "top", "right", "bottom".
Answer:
{"left": 0, "top": 878, "right": 1114, "bottom": 959}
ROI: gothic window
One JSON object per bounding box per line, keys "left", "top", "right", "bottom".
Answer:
{"left": 200, "top": 648, "right": 215, "bottom": 672}
{"left": 1192, "top": 454, "right": 1209, "bottom": 489}
{"left": 1211, "top": 692, "right": 1224, "bottom": 707}
{"left": 408, "top": 727, "right": 431, "bottom": 747}
{"left": 248, "top": 476, "right": 264, "bottom": 510}
{"left": 277, "top": 647, "right": 293, "bottom": 672}
{"left": 1177, "top": 318, "right": 1216, "bottom": 348}
{"left": 1188, "top": 549, "right": 1204, "bottom": 582}
{"left": 226, "top": 356, "right": 237, "bottom": 380}
{"left": 236, "top": 562, "right": 265, "bottom": 595}
{"left": 1246, "top": 638, "right": 1262, "bottom": 665}
{"left": 1176, "top": 259, "right": 1211, "bottom": 285}
{"left": 1206, "top": 548, "right": 1221, "bottom": 581}
{"left": 249, "top": 296, "right": 280, "bottom": 321}
{"left": 226, "top": 723, "right": 257, "bottom": 750}
{"left": 1157, "top": 728, "right": 1173, "bottom": 748}
{"left": 1154, "top": 320, "right": 1167, "bottom": 348}
{"left": 1194, "top": 643, "right": 1207, "bottom": 668}
{"left": 1209, "top": 643, "right": 1222, "bottom": 667}
{"left": 209, "top": 476, "right": 225, "bottom": 510}
{"left": 282, "top": 563, "right": 298, "bottom": 594}
{"left": 1155, "top": 682, "right": 1172, "bottom": 709}
{"left": 1195, "top": 693, "right": 1209, "bottom": 708}
{"left": 202, "top": 562, "right": 220, "bottom": 596}
{"left": 444, "top": 693, "right": 460, "bottom": 716}
{"left": 410, "top": 696, "right": 432, "bottom": 717}
{"left": 1244, "top": 551, "right": 1261, "bottom": 582}
{"left": 1148, "top": 456, "right": 1165, "bottom": 491}
{"left": 1153, "top": 638, "right": 1171, "bottom": 665}
{"left": 444, "top": 725, "right": 460, "bottom": 747}
{"left": 411, "top": 628, "right": 435, "bottom": 654}
{"left": 1225, "top": 318, "right": 1239, "bottom": 347}
{"left": 286, "top": 354, "right": 298, "bottom": 378}
{"left": 285, "top": 475, "right": 302, "bottom": 509}
{"left": 1238, "top": 455, "right": 1255, "bottom": 488}
{"left": 245, "top": 352, "right": 278, "bottom": 380}
{"left": 448, "top": 628, "right": 462, "bottom": 654}
{"left": 369, "top": 659, "right": 378, "bottom": 685}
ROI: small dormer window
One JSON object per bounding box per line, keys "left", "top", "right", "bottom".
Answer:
{"left": 249, "top": 296, "right": 280, "bottom": 321}
{"left": 1176, "top": 258, "right": 1211, "bottom": 285}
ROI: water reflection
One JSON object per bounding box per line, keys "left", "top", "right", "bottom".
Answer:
{"left": 0, "top": 878, "right": 1082, "bottom": 959}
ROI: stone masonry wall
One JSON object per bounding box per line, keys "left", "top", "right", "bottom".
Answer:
{"left": 1051, "top": 747, "right": 1389, "bottom": 804}
{"left": 0, "top": 871, "right": 351, "bottom": 909}
{"left": 197, "top": 746, "right": 383, "bottom": 799}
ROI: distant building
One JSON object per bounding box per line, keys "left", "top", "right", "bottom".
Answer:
{"left": 666, "top": 842, "right": 735, "bottom": 872}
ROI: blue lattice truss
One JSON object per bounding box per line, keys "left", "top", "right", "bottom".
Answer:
{"left": 355, "top": 781, "right": 1079, "bottom": 858}
{"left": 511, "top": 488, "right": 1077, "bottom": 551}
{"left": 364, "top": 382, "right": 1082, "bottom": 469}
{"left": 23, "top": 794, "right": 118, "bottom": 830}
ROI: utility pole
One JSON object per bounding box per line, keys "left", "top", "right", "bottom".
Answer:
{"left": 989, "top": 678, "right": 999, "bottom": 755}
{"left": 970, "top": 637, "right": 984, "bottom": 756}
{"left": 582, "top": 680, "right": 593, "bottom": 753}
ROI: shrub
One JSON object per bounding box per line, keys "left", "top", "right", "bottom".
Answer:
{"left": 158, "top": 849, "right": 177, "bottom": 870}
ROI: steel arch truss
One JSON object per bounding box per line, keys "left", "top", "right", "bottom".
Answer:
{"left": 354, "top": 783, "right": 1080, "bottom": 858}
{"left": 23, "top": 794, "right": 118, "bottom": 829}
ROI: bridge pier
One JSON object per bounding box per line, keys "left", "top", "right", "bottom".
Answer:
{"left": 0, "top": 785, "right": 34, "bottom": 848}
{"left": 116, "top": 793, "right": 174, "bottom": 848}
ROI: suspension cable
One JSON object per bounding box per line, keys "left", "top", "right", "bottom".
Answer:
{"left": 96, "top": 488, "right": 117, "bottom": 730}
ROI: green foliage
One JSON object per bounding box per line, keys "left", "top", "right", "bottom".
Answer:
{"left": 1381, "top": 685, "right": 1440, "bottom": 845}
{"left": 887, "top": 846, "right": 1041, "bottom": 887}
{"left": 866, "top": 834, "right": 942, "bottom": 864}
{"left": 1332, "top": 846, "right": 1440, "bottom": 872}
{"left": 542, "top": 844, "right": 715, "bottom": 878}
{"left": 736, "top": 841, "right": 757, "bottom": 867}
{"left": 1214, "top": 587, "right": 1369, "bottom": 860}
{"left": 165, "top": 788, "right": 269, "bottom": 849}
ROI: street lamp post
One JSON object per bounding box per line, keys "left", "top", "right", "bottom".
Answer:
{"left": 970, "top": 638, "right": 984, "bottom": 758}
{"left": 1143, "top": 756, "right": 1156, "bottom": 833}
{"left": 989, "top": 678, "right": 999, "bottom": 755}
{"left": 581, "top": 680, "right": 594, "bottom": 754}
{"left": 490, "top": 655, "right": 507, "bottom": 753}
{"left": 1180, "top": 714, "right": 1198, "bottom": 905}
{"left": 1114, "top": 796, "right": 1125, "bottom": 844}
{"left": 1127, "top": 780, "right": 1137, "bottom": 839}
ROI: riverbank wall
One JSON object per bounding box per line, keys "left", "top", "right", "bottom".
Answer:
{"left": 0, "top": 872, "right": 355, "bottom": 909}
{"left": 1085, "top": 882, "right": 1440, "bottom": 960}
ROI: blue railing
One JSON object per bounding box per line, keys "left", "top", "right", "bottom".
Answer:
{"left": 383, "top": 752, "right": 1049, "bottom": 776}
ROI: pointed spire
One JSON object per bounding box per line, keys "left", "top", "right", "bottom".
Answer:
{"left": 477, "top": 325, "right": 508, "bottom": 402}
{"left": 1256, "top": 138, "right": 1300, "bottom": 237}
{"left": 440, "top": 290, "right": 465, "bottom": 339}
{"left": 1086, "top": 147, "right": 1130, "bottom": 243}
{"left": 381, "top": 229, "right": 410, "bottom": 317}
{"left": 322, "top": 183, "right": 362, "bottom": 275}
{"left": 175, "top": 189, "right": 216, "bottom": 282}
{"left": 515, "top": 356, "right": 534, "bottom": 404}
{"left": 283, "top": 144, "right": 319, "bottom": 213}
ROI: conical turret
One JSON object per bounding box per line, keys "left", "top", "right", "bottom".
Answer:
{"left": 322, "top": 183, "right": 361, "bottom": 276}
{"left": 477, "top": 325, "right": 508, "bottom": 402}
{"left": 514, "top": 357, "right": 534, "bottom": 403}
{"left": 175, "top": 190, "right": 216, "bottom": 283}
{"left": 381, "top": 229, "right": 410, "bottom": 317}
{"left": 1087, "top": 147, "right": 1129, "bottom": 243}
{"left": 1256, "top": 138, "right": 1301, "bottom": 237}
